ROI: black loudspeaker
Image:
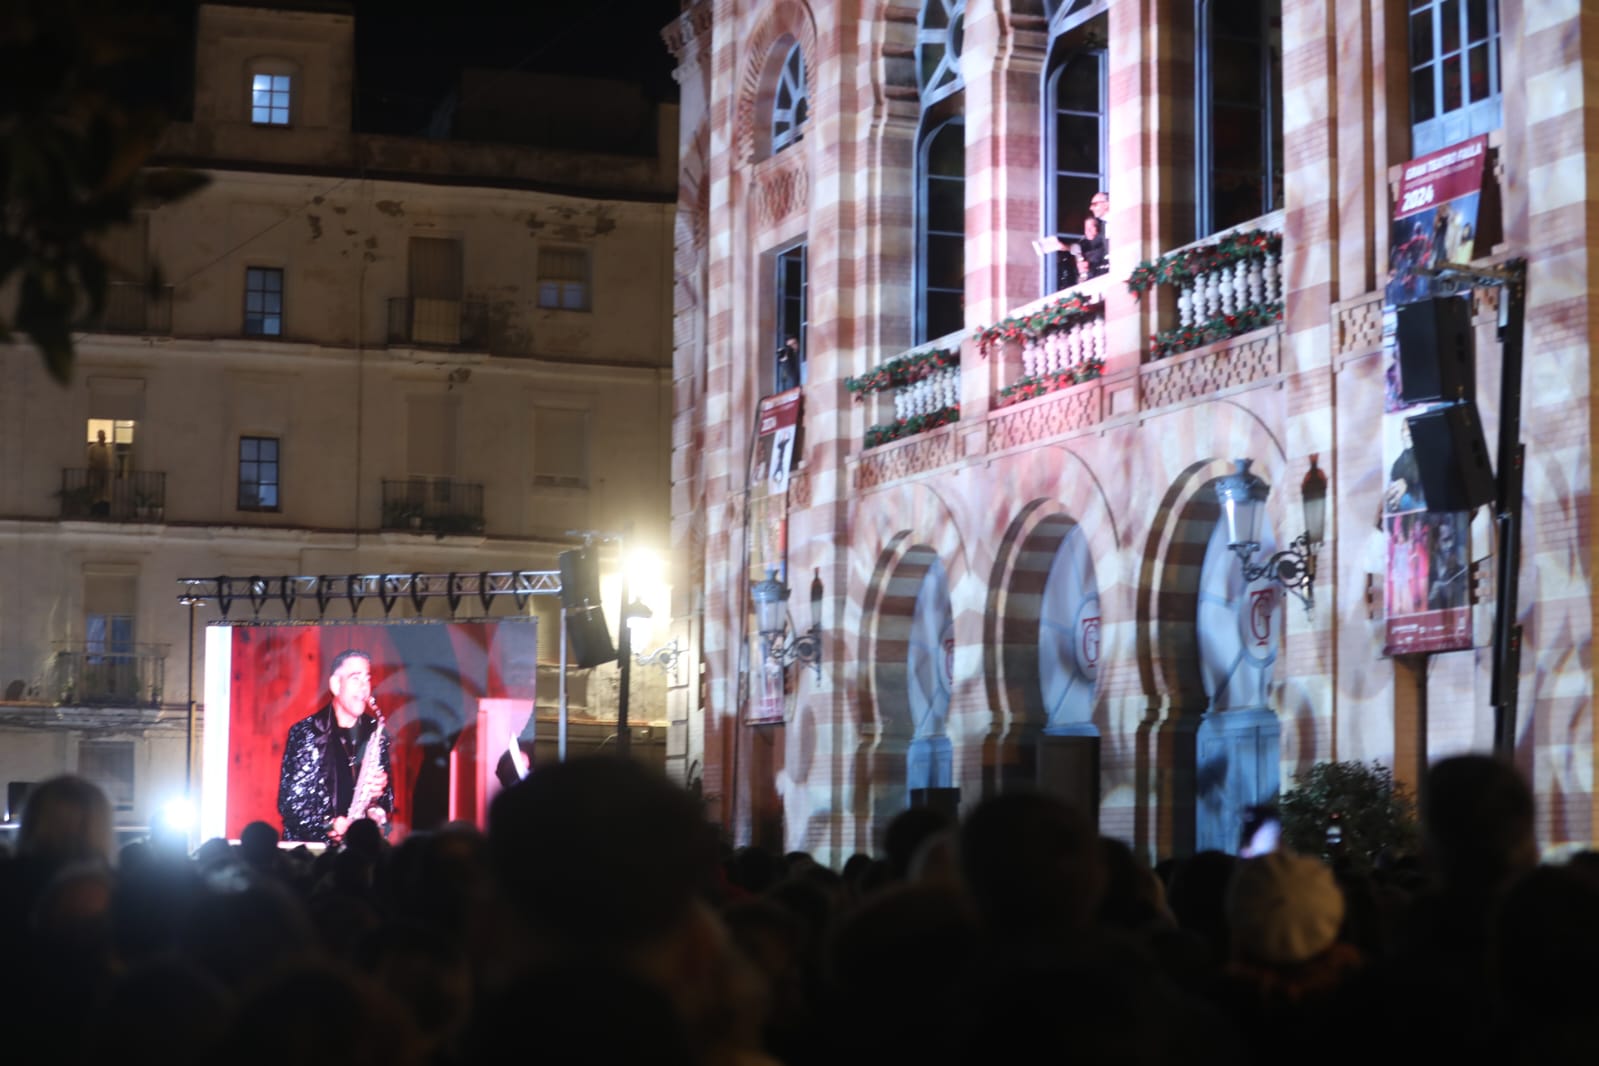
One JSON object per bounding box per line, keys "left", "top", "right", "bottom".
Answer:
{"left": 565, "top": 606, "right": 617, "bottom": 669}
{"left": 1407, "top": 404, "right": 1495, "bottom": 512}
{"left": 558, "top": 549, "right": 602, "bottom": 611}
{"left": 1397, "top": 296, "right": 1475, "bottom": 404}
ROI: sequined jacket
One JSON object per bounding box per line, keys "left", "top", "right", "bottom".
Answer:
{"left": 276, "top": 703, "right": 394, "bottom": 843}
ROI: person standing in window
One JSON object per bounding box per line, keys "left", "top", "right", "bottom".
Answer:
{"left": 86, "top": 430, "right": 112, "bottom": 516}
{"left": 775, "top": 335, "right": 802, "bottom": 393}
{"left": 1080, "top": 191, "right": 1110, "bottom": 278}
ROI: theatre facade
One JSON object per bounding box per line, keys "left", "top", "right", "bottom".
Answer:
{"left": 662, "top": 0, "right": 1597, "bottom": 864}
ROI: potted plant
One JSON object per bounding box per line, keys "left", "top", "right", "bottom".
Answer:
{"left": 383, "top": 499, "right": 424, "bottom": 530}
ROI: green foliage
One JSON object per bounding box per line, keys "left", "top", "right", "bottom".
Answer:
{"left": 1279, "top": 760, "right": 1419, "bottom": 873}
{"left": 1, "top": 2, "right": 208, "bottom": 383}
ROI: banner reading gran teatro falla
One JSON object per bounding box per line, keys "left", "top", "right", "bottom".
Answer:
{"left": 746, "top": 387, "right": 802, "bottom": 723}
{"left": 1381, "top": 135, "right": 1487, "bottom": 655}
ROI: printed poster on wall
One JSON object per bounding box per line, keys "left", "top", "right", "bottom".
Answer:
{"left": 1382, "top": 135, "right": 1487, "bottom": 655}
{"left": 747, "top": 388, "right": 803, "bottom": 723}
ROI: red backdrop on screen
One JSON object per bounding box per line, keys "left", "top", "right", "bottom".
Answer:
{"left": 222, "top": 620, "right": 537, "bottom": 840}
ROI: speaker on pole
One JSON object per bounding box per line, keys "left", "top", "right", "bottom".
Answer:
{"left": 558, "top": 549, "right": 616, "bottom": 668}
{"left": 1406, "top": 403, "right": 1495, "bottom": 512}
{"left": 1397, "top": 295, "right": 1475, "bottom": 405}
{"left": 558, "top": 549, "right": 602, "bottom": 611}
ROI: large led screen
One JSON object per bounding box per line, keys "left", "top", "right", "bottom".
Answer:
{"left": 201, "top": 619, "right": 538, "bottom": 843}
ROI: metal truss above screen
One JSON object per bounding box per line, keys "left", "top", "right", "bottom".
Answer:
{"left": 176, "top": 571, "right": 562, "bottom": 620}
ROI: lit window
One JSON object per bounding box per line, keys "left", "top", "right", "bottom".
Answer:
{"left": 239, "top": 436, "right": 280, "bottom": 511}
{"left": 771, "top": 45, "right": 808, "bottom": 153}
{"left": 251, "top": 73, "right": 291, "bottom": 126}
{"left": 244, "top": 267, "right": 283, "bottom": 336}
{"left": 538, "top": 247, "right": 590, "bottom": 311}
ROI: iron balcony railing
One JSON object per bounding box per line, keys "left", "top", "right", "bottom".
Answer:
{"left": 82, "top": 282, "right": 174, "bottom": 334}
{"left": 51, "top": 643, "right": 169, "bottom": 706}
{"left": 381, "top": 477, "right": 486, "bottom": 536}
{"left": 58, "top": 468, "right": 167, "bottom": 522}
{"left": 386, "top": 297, "right": 488, "bottom": 349}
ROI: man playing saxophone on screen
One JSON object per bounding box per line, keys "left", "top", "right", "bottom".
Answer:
{"left": 277, "top": 648, "right": 393, "bottom": 844}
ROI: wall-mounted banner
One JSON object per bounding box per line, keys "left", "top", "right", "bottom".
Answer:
{"left": 1382, "top": 134, "right": 1489, "bottom": 655}
{"left": 746, "top": 388, "right": 803, "bottom": 724}
{"left": 1385, "top": 134, "right": 1487, "bottom": 308}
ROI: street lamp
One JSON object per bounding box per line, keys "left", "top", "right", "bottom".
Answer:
{"left": 1214, "top": 455, "right": 1328, "bottom": 613}
{"left": 751, "top": 566, "right": 823, "bottom": 679}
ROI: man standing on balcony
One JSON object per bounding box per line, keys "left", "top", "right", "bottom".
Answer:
{"left": 277, "top": 648, "right": 392, "bottom": 844}
{"left": 86, "top": 430, "right": 112, "bottom": 517}
{"left": 1080, "top": 191, "right": 1109, "bottom": 278}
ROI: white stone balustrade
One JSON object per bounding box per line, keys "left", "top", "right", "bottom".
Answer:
{"left": 1168, "top": 211, "right": 1286, "bottom": 328}
{"left": 992, "top": 272, "right": 1112, "bottom": 393}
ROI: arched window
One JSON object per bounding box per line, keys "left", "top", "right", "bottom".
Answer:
{"left": 770, "top": 44, "right": 809, "bottom": 154}
{"left": 1046, "top": 46, "right": 1107, "bottom": 292}
{"left": 917, "top": 0, "right": 965, "bottom": 108}
{"left": 915, "top": 0, "right": 965, "bottom": 343}
{"left": 1409, "top": 0, "right": 1500, "bottom": 156}
{"left": 1195, "top": 0, "right": 1283, "bottom": 237}
{"left": 918, "top": 119, "right": 965, "bottom": 343}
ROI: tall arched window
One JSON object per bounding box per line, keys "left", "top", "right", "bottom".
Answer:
{"left": 1046, "top": 47, "right": 1107, "bottom": 293}
{"left": 771, "top": 44, "right": 808, "bottom": 154}
{"left": 1409, "top": 0, "right": 1500, "bottom": 155}
{"left": 1195, "top": 0, "right": 1283, "bottom": 237}
{"left": 919, "top": 119, "right": 965, "bottom": 342}
{"left": 915, "top": 0, "right": 965, "bottom": 344}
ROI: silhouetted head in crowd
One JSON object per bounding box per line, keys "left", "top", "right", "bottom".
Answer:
{"left": 222, "top": 959, "right": 423, "bottom": 1066}
{"left": 958, "top": 790, "right": 1105, "bottom": 947}
{"left": 1494, "top": 862, "right": 1599, "bottom": 1055}
{"left": 82, "top": 958, "right": 233, "bottom": 1066}
{"left": 1165, "top": 850, "right": 1237, "bottom": 960}
{"left": 1226, "top": 850, "right": 1345, "bottom": 966}
{"left": 1422, "top": 754, "right": 1536, "bottom": 890}
{"left": 18, "top": 774, "right": 114, "bottom": 868}
{"left": 1098, "top": 836, "right": 1171, "bottom": 933}
{"left": 239, "top": 820, "right": 280, "bottom": 873}
{"left": 883, "top": 805, "right": 954, "bottom": 881}
{"left": 488, "top": 756, "right": 715, "bottom": 961}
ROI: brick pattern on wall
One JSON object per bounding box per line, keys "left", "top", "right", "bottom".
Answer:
{"left": 669, "top": 0, "right": 1595, "bottom": 864}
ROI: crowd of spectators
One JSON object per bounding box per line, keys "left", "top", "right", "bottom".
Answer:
{"left": 1, "top": 753, "right": 1596, "bottom": 1065}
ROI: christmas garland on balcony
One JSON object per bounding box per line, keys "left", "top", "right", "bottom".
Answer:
{"left": 845, "top": 347, "right": 960, "bottom": 399}
{"left": 864, "top": 404, "right": 960, "bottom": 448}
{"left": 1145, "top": 301, "right": 1283, "bottom": 361}
{"left": 993, "top": 357, "right": 1107, "bottom": 408}
{"left": 1126, "top": 229, "right": 1283, "bottom": 297}
{"left": 974, "top": 291, "right": 1101, "bottom": 350}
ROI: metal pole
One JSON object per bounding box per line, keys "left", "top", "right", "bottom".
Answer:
{"left": 1489, "top": 264, "right": 1526, "bottom": 760}
{"left": 559, "top": 606, "right": 568, "bottom": 762}
{"left": 184, "top": 600, "right": 197, "bottom": 795}
{"left": 616, "top": 531, "right": 632, "bottom": 757}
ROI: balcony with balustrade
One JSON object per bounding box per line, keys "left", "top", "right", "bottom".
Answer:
{"left": 57, "top": 469, "right": 167, "bottom": 523}
{"left": 846, "top": 213, "right": 1287, "bottom": 487}
{"left": 381, "top": 478, "right": 486, "bottom": 536}
{"left": 51, "top": 643, "right": 169, "bottom": 708}
{"left": 82, "top": 282, "right": 174, "bottom": 335}
{"left": 387, "top": 297, "right": 489, "bottom": 350}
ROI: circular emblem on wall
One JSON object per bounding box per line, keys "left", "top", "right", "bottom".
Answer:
{"left": 1073, "top": 594, "right": 1101, "bottom": 681}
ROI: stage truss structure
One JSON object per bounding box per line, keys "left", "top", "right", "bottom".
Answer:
{"left": 175, "top": 570, "right": 562, "bottom": 620}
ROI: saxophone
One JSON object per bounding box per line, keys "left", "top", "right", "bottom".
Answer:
{"left": 346, "top": 697, "right": 388, "bottom": 823}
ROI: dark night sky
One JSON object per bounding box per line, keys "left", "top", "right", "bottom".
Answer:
{"left": 351, "top": 2, "right": 685, "bottom": 134}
